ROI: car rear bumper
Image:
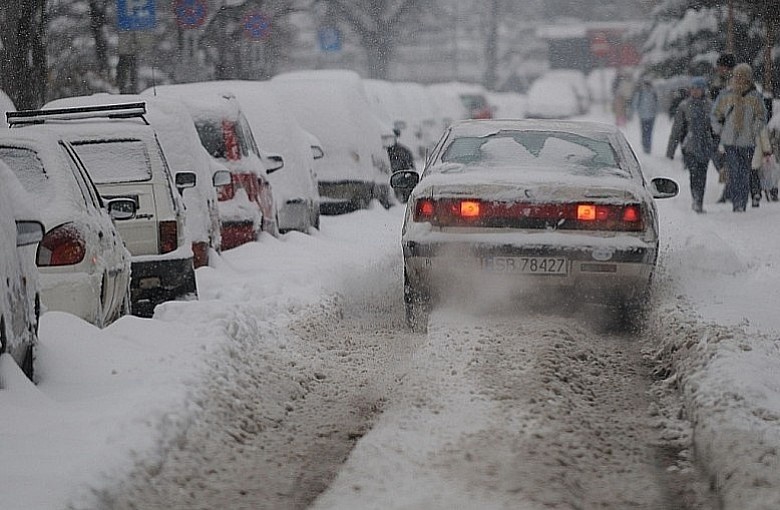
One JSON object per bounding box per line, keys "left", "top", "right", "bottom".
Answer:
{"left": 130, "top": 256, "right": 196, "bottom": 316}
{"left": 40, "top": 272, "right": 102, "bottom": 325}
{"left": 220, "top": 221, "right": 258, "bottom": 251}
{"left": 403, "top": 240, "right": 657, "bottom": 302}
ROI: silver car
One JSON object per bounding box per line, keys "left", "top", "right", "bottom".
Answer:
{"left": 390, "top": 119, "right": 679, "bottom": 331}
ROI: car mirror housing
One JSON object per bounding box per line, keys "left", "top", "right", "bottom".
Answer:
{"left": 16, "top": 220, "right": 44, "bottom": 247}
{"left": 311, "top": 145, "right": 325, "bottom": 160}
{"left": 649, "top": 177, "right": 679, "bottom": 199}
{"left": 212, "top": 169, "right": 232, "bottom": 188}
{"left": 106, "top": 197, "right": 137, "bottom": 221}
{"left": 175, "top": 171, "right": 197, "bottom": 194}
{"left": 390, "top": 170, "right": 420, "bottom": 190}
{"left": 265, "top": 154, "right": 284, "bottom": 174}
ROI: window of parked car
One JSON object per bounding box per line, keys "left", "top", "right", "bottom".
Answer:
{"left": 0, "top": 146, "right": 55, "bottom": 204}
{"left": 70, "top": 139, "right": 153, "bottom": 183}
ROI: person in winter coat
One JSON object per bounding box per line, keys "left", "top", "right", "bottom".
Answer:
{"left": 710, "top": 63, "right": 770, "bottom": 212}
{"left": 630, "top": 78, "right": 659, "bottom": 154}
{"left": 710, "top": 53, "right": 736, "bottom": 203}
{"left": 666, "top": 76, "right": 715, "bottom": 213}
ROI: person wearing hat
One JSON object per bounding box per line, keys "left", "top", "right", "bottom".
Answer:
{"left": 710, "top": 52, "right": 736, "bottom": 102}
{"left": 667, "top": 76, "right": 715, "bottom": 213}
{"left": 711, "top": 63, "right": 770, "bottom": 211}
{"left": 710, "top": 53, "right": 737, "bottom": 202}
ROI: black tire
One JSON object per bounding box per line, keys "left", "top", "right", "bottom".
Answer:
{"left": 404, "top": 270, "right": 429, "bottom": 333}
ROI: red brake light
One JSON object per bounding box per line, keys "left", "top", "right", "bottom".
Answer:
{"left": 37, "top": 223, "right": 86, "bottom": 266}
{"left": 415, "top": 199, "right": 436, "bottom": 220}
{"left": 622, "top": 205, "right": 640, "bottom": 222}
{"left": 159, "top": 220, "right": 178, "bottom": 254}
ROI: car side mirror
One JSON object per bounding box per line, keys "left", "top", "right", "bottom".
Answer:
{"left": 175, "top": 171, "right": 197, "bottom": 195}
{"left": 650, "top": 177, "right": 679, "bottom": 199}
{"left": 212, "top": 169, "right": 232, "bottom": 187}
{"left": 16, "top": 220, "right": 44, "bottom": 247}
{"left": 265, "top": 153, "right": 284, "bottom": 174}
{"left": 390, "top": 170, "right": 420, "bottom": 190}
{"left": 106, "top": 197, "right": 137, "bottom": 221}
{"left": 311, "top": 145, "right": 324, "bottom": 160}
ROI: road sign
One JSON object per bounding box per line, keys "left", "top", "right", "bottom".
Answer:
{"left": 590, "top": 32, "right": 610, "bottom": 58}
{"left": 117, "top": 0, "right": 156, "bottom": 31}
{"left": 243, "top": 12, "right": 271, "bottom": 41}
{"left": 174, "top": 0, "right": 208, "bottom": 29}
{"left": 318, "top": 26, "right": 342, "bottom": 52}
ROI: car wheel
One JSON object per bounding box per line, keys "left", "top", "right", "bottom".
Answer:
{"left": 404, "top": 269, "right": 429, "bottom": 333}
{"left": 615, "top": 292, "right": 650, "bottom": 334}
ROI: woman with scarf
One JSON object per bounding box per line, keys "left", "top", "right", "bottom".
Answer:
{"left": 666, "top": 76, "right": 715, "bottom": 213}
{"left": 710, "top": 63, "right": 770, "bottom": 212}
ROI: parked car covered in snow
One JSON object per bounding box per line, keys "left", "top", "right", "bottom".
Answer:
{"left": 270, "top": 69, "right": 394, "bottom": 213}
{"left": 526, "top": 75, "right": 583, "bottom": 119}
{"left": 0, "top": 161, "right": 42, "bottom": 381}
{"left": 0, "top": 128, "right": 134, "bottom": 328}
{"left": 147, "top": 87, "right": 283, "bottom": 249}
{"left": 174, "top": 80, "right": 321, "bottom": 233}
{"left": 12, "top": 102, "right": 196, "bottom": 318}
{"left": 46, "top": 93, "right": 230, "bottom": 268}
{"left": 391, "top": 119, "right": 679, "bottom": 331}
{"left": 428, "top": 82, "right": 494, "bottom": 121}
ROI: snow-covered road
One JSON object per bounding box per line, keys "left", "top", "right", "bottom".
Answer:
{"left": 3, "top": 112, "right": 780, "bottom": 510}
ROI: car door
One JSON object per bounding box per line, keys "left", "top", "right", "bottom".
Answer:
{"left": 60, "top": 142, "right": 128, "bottom": 321}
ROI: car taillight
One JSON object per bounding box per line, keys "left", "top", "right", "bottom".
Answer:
{"left": 37, "top": 223, "right": 86, "bottom": 266}
{"left": 575, "top": 203, "right": 644, "bottom": 231}
{"left": 412, "top": 198, "right": 643, "bottom": 231}
{"left": 159, "top": 220, "right": 178, "bottom": 254}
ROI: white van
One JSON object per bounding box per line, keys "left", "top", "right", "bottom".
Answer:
{"left": 10, "top": 102, "right": 197, "bottom": 317}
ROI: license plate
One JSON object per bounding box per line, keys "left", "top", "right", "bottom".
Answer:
{"left": 481, "top": 256, "right": 568, "bottom": 275}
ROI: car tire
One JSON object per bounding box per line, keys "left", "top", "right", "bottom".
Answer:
{"left": 404, "top": 270, "right": 429, "bottom": 333}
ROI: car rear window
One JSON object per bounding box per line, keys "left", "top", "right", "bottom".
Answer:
{"left": 440, "top": 131, "right": 626, "bottom": 177}
{"left": 70, "top": 139, "right": 153, "bottom": 183}
{"left": 195, "top": 120, "right": 226, "bottom": 159}
{"left": 0, "top": 146, "right": 56, "bottom": 206}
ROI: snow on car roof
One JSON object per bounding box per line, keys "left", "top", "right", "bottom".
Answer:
{"left": 143, "top": 84, "right": 242, "bottom": 123}
{"left": 447, "top": 119, "right": 621, "bottom": 139}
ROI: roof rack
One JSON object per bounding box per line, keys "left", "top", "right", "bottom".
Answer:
{"left": 6, "top": 102, "right": 149, "bottom": 126}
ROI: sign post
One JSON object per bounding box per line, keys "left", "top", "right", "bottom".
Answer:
{"left": 116, "top": 0, "right": 156, "bottom": 93}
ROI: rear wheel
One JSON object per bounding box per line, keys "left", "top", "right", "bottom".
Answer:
{"left": 404, "top": 270, "right": 429, "bottom": 333}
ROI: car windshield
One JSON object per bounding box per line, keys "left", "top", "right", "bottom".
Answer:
{"left": 70, "top": 139, "right": 153, "bottom": 183}
{"left": 0, "top": 146, "right": 55, "bottom": 207}
{"left": 439, "top": 130, "right": 626, "bottom": 177}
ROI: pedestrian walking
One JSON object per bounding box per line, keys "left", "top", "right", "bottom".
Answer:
{"left": 612, "top": 71, "right": 634, "bottom": 126}
{"left": 710, "top": 63, "right": 770, "bottom": 212}
{"left": 709, "top": 53, "right": 736, "bottom": 203}
{"left": 666, "top": 77, "right": 715, "bottom": 213}
{"left": 630, "top": 78, "right": 659, "bottom": 154}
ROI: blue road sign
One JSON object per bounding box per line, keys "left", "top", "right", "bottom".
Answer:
{"left": 117, "top": 0, "right": 156, "bottom": 31}
{"left": 243, "top": 12, "right": 271, "bottom": 41}
{"left": 174, "top": 0, "right": 207, "bottom": 29}
{"left": 318, "top": 26, "right": 342, "bottom": 52}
